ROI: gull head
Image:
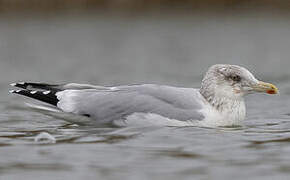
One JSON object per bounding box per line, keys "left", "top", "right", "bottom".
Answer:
{"left": 200, "top": 64, "right": 278, "bottom": 101}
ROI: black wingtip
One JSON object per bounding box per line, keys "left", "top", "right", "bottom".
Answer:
{"left": 10, "top": 82, "right": 29, "bottom": 89}
{"left": 10, "top": 82, "right": 61, "bottom": 91}
{"left": 9, "top": 89, "right": 59, "bottom": 106}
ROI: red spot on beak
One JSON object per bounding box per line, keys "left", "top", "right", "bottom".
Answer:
{"left": 267, "top": 90, "right": 276, "bottom": 94}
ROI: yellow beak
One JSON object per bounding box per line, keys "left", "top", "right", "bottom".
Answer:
{"left": 252, "top": 81, "right": 278, "bottom": 94}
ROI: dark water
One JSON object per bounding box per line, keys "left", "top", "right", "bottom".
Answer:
{"left": 1, "top": 13, "right": 290, "bottom": 179}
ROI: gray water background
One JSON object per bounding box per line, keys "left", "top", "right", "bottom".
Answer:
{"left": 1, "top": 12, "right": 290, "bottom": 179}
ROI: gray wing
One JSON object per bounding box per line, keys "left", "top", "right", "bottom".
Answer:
{"left": 56, "top": 84, "right": 205, "bottom": 123}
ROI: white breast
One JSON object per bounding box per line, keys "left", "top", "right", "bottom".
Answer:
{"left": 198, "top": 97, "right": 246, "bottom": 127}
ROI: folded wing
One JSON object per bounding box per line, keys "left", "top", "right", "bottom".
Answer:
{"left": 10, "top": 83, "right": 205, "bottom": 123}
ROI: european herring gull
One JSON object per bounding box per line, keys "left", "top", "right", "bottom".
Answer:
{"left": 9, "top": 64, "right": 278, "bottom": 127}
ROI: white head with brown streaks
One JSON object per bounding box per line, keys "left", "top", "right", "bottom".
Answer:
{"left": 200, "top": 64, "right": 278, "bottom": 108}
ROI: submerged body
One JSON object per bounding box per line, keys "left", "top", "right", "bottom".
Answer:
{"left": 9, "top": 64, "right": 278, "bottom": 127}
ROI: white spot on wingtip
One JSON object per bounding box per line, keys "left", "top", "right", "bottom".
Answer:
{"left": 10, "top": 83, "right": 17, "bottom": 86}
{"left": 15, "top": 90, "right": 21, "bottom": 93}
{"left": 34, "top": 132, "right": 56, "bottom": 144}
{"left": 18, "top": 82, "right": 25, "bottom": 85}
{"left": 43, "top": 91, "right": 51, "bottom": 95}
{"left": 9, "top": 90, "right": 15, "bottom": 93}
{"left": 30, "top": 91, "right": 37, "bottom": 94}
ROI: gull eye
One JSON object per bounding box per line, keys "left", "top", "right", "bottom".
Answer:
{"left": 230, "top": 75, "right": 241, "bottom": 82}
